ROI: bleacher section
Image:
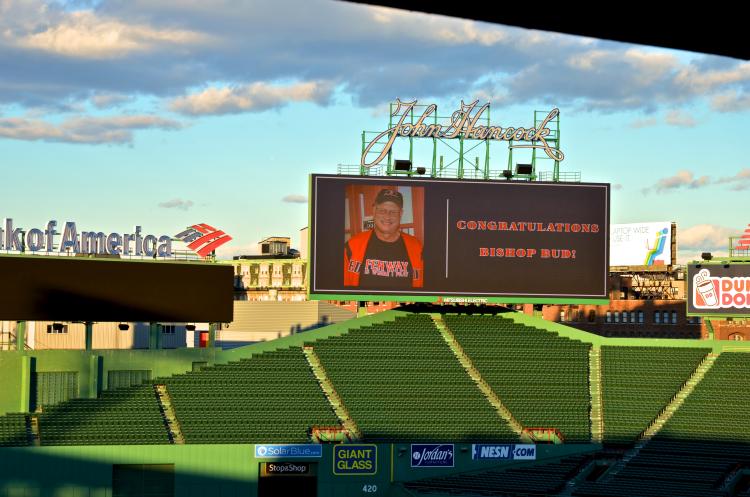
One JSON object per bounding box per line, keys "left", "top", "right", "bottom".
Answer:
{"left": 600, "top": 346, "right": 710, "bottom": 443}
{"left": 37, "top": 385, "right": 169, "bottom": 445}
{"left": 163, "top": 347, "right": 339, "bottom": 443}
{"left": 447, "top": 315, "right": 591, "bottom": 442}
{"left": 313, "top": 314, "right": 518, "bottom": 442}
{"left": 0, "top": 413, "right": 29, "bottom": 446}
{"left": 405, "top": 453, "right": 592, "bottom": 496}
{"left": 573, "top": 352, "right": 750, "bottom": 497}
{"left": 656, "top": 352, "right": 750, "bottom": 442}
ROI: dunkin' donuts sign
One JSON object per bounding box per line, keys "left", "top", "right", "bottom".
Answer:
{"left": 688, "top": 264, "right": 750, "bottom": 316}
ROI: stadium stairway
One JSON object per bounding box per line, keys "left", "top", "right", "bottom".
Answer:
{"left": 589, "top": 346, "right": 604, "bottom": 443}
{"left": 601, "top": 352, "right": 718, "bottom": 482}
{"left": 29, "top": 414, "right": 40, "bottom": 446}
{"left": 431, "top": 314, "right": 525, "bottom": 436}
{"left": 154, "top": 384, "right": 185, "bottom": 444}
{"left": 302, "top": 345, "right": 362, "bottom": 441}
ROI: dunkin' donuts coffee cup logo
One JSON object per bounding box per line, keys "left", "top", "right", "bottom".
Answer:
{"left": 693, "top": 268, "right": 750, "bottom": 309}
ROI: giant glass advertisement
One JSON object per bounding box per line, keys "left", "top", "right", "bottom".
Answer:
{"left": 309, "top": 174, "right": 610, "bottom": 303}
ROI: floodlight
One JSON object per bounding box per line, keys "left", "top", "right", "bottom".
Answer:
{"left": 516, "top": 163, "right": 533, "bottom": 175}
{"left": 394, "top": 159, "right": 412, "bottom": 171}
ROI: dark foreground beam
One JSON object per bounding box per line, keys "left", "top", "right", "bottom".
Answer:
{"left": 0, "top": 255, "right": 234, "bottom": 322}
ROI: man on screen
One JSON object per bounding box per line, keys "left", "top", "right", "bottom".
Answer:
{"left": 344, "top": 188, "right": 424, "bottom": 289}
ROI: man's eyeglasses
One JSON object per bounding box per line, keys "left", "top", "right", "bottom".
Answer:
{"left": 374, "top": 208, "right": 401, "bottom": 217}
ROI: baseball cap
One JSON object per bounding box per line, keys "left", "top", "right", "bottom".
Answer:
{"left": 374, "top": 189, "right": 403, "bottom": 208}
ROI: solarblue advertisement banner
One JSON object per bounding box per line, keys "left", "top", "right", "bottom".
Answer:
{"left": 471, "top": 444, "right": 537, "bottom": 461}
{"left": 255, "top": 444, "right": 322, "bottom": 459}
{"left": 333, "top": 444, "right": 377, "bottom": 475}
{"left": 411, "top": 444, "right": 454, "bottom": 468}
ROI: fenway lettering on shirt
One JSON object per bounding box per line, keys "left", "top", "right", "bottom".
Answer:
{"left": 364, "top": 259, "right": 410, "bottom": 278}
{"left": 357, "top": 235, "right": 413, "bottom": 290}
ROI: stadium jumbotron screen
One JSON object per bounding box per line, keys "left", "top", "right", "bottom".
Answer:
{"left": 309, "top": 174, "right": 610, "bottom": 303}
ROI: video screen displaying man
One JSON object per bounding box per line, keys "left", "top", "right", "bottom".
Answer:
{"left": 344, "top": 188, "right": 424, "bottom": 289}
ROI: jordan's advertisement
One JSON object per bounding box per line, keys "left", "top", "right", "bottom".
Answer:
{"left": 688, "top": 264, "right": 750, "bottom": 316}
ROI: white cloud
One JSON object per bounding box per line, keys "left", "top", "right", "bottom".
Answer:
{"left": 0, "top": 0, "right": 748, "bottom": 126}
{"left": 623, "top": 49, "right": 679, "bottom": 85}
{"left": 630, "top": 117, "right": 658, "bottom": 128}
{"left": 91, "top": 92, "right": 132, "bottom": 108}
{"left": 12, "top": 10, "right": 210, "bottom": 59}
{"left": 158, "top": 198, "right": 193, "bottom": 210}
{"left": 0, "top": 114, "right": 183, "bottom": 144}
{"left": 679, "top": 224, "right": 738, "bottom": 251}
{"left": 169, "top": 80, "right": 335, "bottom": 116}
{"left": 674, "top": 61, "right": 750, "bottom": 94}
{"left": 282, "top": 194, "right": 307, "bottom": 204}
{"left": 366, "top": 5, "right": 509, "bottom": 46}
{"left": 664, "top": 109, "right": 697, "bottom": 127}
{"left": 643, "top": 170, "right": 710, "bottom": 194}
{"left": 214, "top": 241, "right": 261, "bottom": 260}
{"left": 716, "top": 168, "right": 750, "bottom": 191}
{"left": 710, "top": 90, "right": 750, "bottom": 112}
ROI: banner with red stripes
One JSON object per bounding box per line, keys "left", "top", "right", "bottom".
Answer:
{"left": 174, "top": 223, "right": 232, "bottom": 257}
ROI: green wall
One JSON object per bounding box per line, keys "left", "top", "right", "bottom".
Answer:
{"left": 0, "top": 442, "right": 598, "bottom": 497}
{"left": 0, "top": 310, "right": 405, "bottom": 416}
{"left": 0, "top": 354, "right": 29, "bottom": 414}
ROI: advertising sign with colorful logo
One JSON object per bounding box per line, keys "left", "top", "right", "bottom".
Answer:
{"left": 471, "top": 444, "right": 537, "bottom": 461}
{"left": 333, "top": 444, "right": 377, "bottom": 475}
{"left": 688, "top": 264, "right": 750, "bottom": 316}
{"left": 411, "top": 444, "right": 454, "bottom": 468}
{"left": 255, "top": 444, "right": 322, "bottom": 459}
{"left": 175, "top": 223, "right": 232, "bottom": 257}
{"left": 610, "top": 222, "right": 673, "bottom": 267}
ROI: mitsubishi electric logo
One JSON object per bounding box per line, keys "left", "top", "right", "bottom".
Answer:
{"left": 175, "top": 223, "right": 232, "bottom": 257}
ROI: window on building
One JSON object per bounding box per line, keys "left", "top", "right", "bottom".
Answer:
{"left": 162, "top": 325, "right": 176, "bottom": 334}
{"left": 614, "top": 311, "right": 620, "bottom": 323}
{"left": 622, "top": 311, "right": 629, "bottom": 323}
{"left": 671, "top": 311, "right": 678, "bottom": 325}
{"left": 663, "top": 311, "right": 669, "bottom": 325}
{"left": 46, "top": 324, "right": 68, "bottom": 334}
{"left": 560, "top": 311, "right": 566, "bottom": 322}
{"left": 577, "top": 310, "right": 584, "bottom": 322}
{"left": 588, "top": 310, "right": 596, "bottom": 323}
{"left": 605, "top": 311, "right": 612, "bottom": 323}
{"left": 654, "top": 311, "right": 661, "bottom": 324}
{"left": 638, "top": 311, "right": 644, "bottom": 324}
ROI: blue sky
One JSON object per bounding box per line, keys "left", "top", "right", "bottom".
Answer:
{"left": 1, "top": 0, "right": 748, "bottom": 262}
